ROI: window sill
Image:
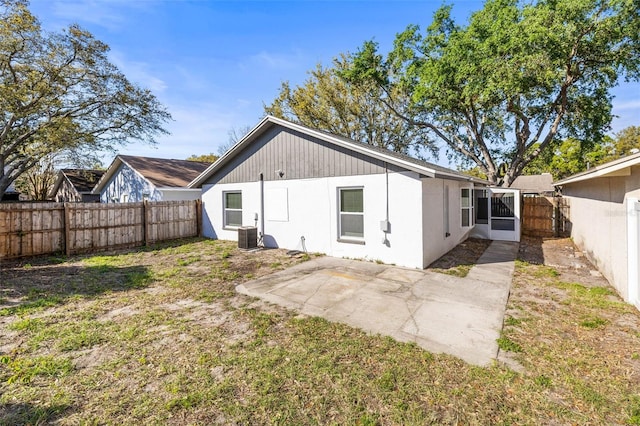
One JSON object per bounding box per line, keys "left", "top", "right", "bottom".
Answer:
{"left": 337, "top": 238, "right": 365, "bottom": 245}
{"left": 223, "top": 227, "right": 240, "bottom": 231}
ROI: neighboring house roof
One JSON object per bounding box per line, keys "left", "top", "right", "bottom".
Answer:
{"left": 189, "top": 115, "right": 488, "bottom": 187}
{"left": 93, "top": 155, "right": 213, "bottom": 194}
{"left": 49, "top": 169, "right": 105, "bottom": 199}
{"left": 510, "top": 173, "right": 555, "bottom": 193}
{"left": 554, "top": 152, "right": 640, "bottom": 186}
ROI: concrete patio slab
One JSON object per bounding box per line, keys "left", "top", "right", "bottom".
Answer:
{"left": 237, "top": 240, "right": 519, "bottom": 366}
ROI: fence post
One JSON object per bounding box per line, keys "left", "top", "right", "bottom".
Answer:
{"left": 64, "top": 203, "right": 71, "bottom": 256}
{"left": 553, "top": 197, "right": 562, "bottom": 238}
{"left": 143, "top": 200, "right": 149, "bottom": 245}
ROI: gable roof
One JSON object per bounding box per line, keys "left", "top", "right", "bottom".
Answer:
{"left": 94, "top": 155, "right": 213, "bottom": 193}
{"left": 48, "top": 169, "right": 104, "bottom": 198}
{"left": 510, "top": 173, "right": 554, "bottom": 193}
{"left": 189, "top": 116, "right": 487, "bottom": 187}
{"left": 554, "top": 151, "right": 640, "bottom": 186}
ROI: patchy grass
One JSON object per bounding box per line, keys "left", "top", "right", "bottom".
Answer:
{"left": 1, "top": 237, "right": 639, "bottom": 424}
{"left": 500, "top": 237, "right": 640, "bottom": 425}
{"left": 497, "top": 335, "right": 523, "bottom": 353}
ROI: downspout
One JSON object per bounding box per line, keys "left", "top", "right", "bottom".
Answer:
{"left": 259, "top": 173, "right": 265, "bottom": 245}
{"left": 385, "top": 163, "right": 390, "bottom": 224}
{"left": 382, "top": 163, "right": 390, "bottom": 245}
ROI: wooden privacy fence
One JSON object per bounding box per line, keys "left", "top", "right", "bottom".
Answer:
{"left": 521, "top": 196, "right": 571, "bottom": 237}
{"left": 0, "top": 200, "right": 201, "bottom": 259}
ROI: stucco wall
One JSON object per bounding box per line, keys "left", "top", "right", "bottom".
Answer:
{"left": 563, "top": 166, "right": 640, "bottom": 302}
{"left": 202, "top": 172, "right": 426, "bottom": 268}
{"left": 100, "top": 164, "right": 161, "bottom": 203}
{"left": 421, "top": 178, "right": 473, "bottom": 267}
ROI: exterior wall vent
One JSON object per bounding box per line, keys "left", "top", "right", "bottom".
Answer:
{"left": 238, "top": 226, "right": 258, "bottom": 250}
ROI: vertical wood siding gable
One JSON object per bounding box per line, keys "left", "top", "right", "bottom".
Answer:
{"left": 205, "top": 126, "right": 405, "bottom": 185}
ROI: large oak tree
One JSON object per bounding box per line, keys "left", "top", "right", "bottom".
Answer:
{"left": 0, "top": 0, "right": 171, "bottom": 199}
{"left": 343, "top": 0, "right": 640, "bottom": 185}
{"left": 265, "top": 57, "right": 437, "bottom": 159}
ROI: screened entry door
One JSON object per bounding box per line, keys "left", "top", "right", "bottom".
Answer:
{"left": 488, "top": 188, "right": 520, "bottom": 242}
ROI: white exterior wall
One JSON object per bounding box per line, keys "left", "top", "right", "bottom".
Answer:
{"left": 563, "top": 170, "right": 640, "bottom": 303}
{"left": 421, "top": 178, "right": 473, "bottom": 267}
{"left": 568, "top": 194, "right": 628, "bottom": 299}
{"left": 100, "top": 163, "right": 162, "bottom": 203}
{"left": 202, "top": 172, "right": 425, "bottom": 268}
{"left": 158, "top": 188, "right": 203, "bottom": 201}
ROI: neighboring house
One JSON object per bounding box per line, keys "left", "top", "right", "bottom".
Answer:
{"left": 555, "top": 152, "right": 640, "bottom": 309}
{"left": 510, "top": 173, "right": 555, "bottom": 196}
{"left": 93, "top": 155, "right": 211, "bottom": 203}
{"left": 1, "top": 183, "right": 20, "bottom": 202}
{"left": 190, "top": 116, "right": 521, "bottom": 269}
{"left": 48, "top": 169, "right": 104, "bottom": 202}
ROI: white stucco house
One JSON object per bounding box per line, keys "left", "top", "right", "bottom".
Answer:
{"left": 190, "top": 116, "right": 520, "bottom": 269}
{"left": 555, "top": 152, "right": 640, "bottom": 309}
{"left": 93, "top": 155, "right": 211, "bottom": 203}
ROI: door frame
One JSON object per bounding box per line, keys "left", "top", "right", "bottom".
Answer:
{"left": 488, "top": 188, "right": 521, "bottom": 242}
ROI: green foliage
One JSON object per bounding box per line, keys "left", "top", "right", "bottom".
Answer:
{"left": 0, "top": 1, "right": 171, "bottom": 199}
{"left": 534, "top": 375, "right": 552, "bottom": 388}
{"left": 504, "top": 316, "right": 524, "bottom": 327}
{"left": 580, "top": 317, "right": 608, "bottom": 329}
{"left": 345, "top": 0, "right": 640, "bottom": 185}
{"left": 629, "top": 395, "right": 640, "bottom": 425}
{"left": 497, "top": 335, "right": 523, "bottom": 353}
{"left": 186, "top": 153, "right": 218, "bottom": 163}
{"left": 265, "top": 58, "right": 437, "bottom": 158}
{"left": 524, "top": 126, "right": 640, "bottom": 179}
{"left": 1, "top": 355, "right": 73, "bottom": 384}
{"left": 0, "top": 295, "right": 63, "bottom": 316}
{"left": 8, "top": 317, "right": 45, "bottom": 332}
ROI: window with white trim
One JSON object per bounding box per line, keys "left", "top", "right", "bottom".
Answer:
{"left": 223, "top": 191, "right": 242, "bottom": 228}
{"left": 461, "top": 188, "right": 474, "bottom": 227}
{"left": 339, "top": 187, "right": 364, "bottom": 240}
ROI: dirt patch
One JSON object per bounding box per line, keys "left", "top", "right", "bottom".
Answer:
{"left": 519, "top": 237, "right": 610, "bottom": 288}
{"left": 97, "top": 305, "right": 139, "bottom": 322}
{"left": 427, "top": 237, "right": 493, "bottom": 276}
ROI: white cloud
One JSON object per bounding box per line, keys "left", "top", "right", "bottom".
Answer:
{"left": 47, "top": 0, "right": 151, "bottom": 31}
{"left": 249, "top": 50, "right": 305, "bottom": 71}
{"left": 612, "top": 100, "right": 640, "bottom": 112}
{"left": 173, "top": 66, "right": 212, "bottom": 92}
{"left": 110, "top": 100, "right": 258, "bottom": 162}
{"left": 109, "top": 51, "right": 168, "bottom": 93}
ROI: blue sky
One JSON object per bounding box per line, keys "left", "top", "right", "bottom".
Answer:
{"left": 30, "top": 0, "right": 640, "bottom": 167}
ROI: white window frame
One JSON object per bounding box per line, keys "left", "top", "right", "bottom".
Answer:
{"left": 338, "top": 187, "right": 364, "bottom": 242}
{"left": 461, "top": 187, "right": 474, "bottom": 228}
{"left": 223, "top": 190, "right": 242, "bottom": 229}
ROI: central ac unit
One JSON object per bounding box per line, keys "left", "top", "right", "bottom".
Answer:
{"left": 238, "top": 226, "right": 258, "bottom": 249}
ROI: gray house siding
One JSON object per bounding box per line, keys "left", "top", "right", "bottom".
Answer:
{"left": 100, "top": 163, "right": 162, "bottom": 203}
{"left": 203, "top": 125, "right": 406, "bottom": 185}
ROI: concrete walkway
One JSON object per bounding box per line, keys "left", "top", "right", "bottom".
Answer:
{"left": 237, "top": 241, "right": 519, "bottom": 366}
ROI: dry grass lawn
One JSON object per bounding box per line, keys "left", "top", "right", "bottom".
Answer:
{"left": 0, "top": 237, "right": 639, "bottom": 425}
